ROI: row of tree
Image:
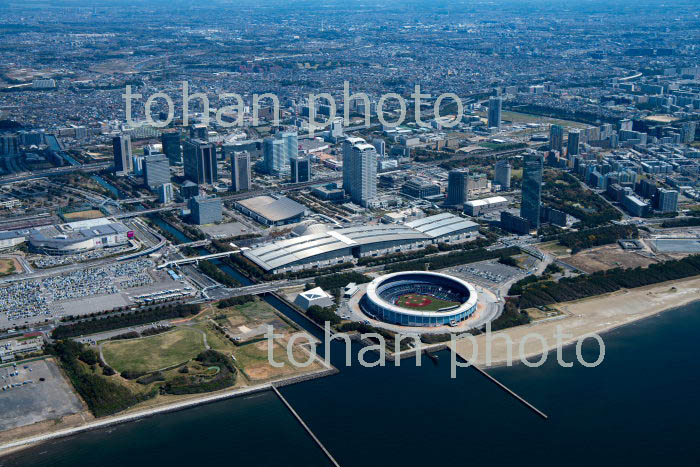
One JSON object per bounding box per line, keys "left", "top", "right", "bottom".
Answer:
{"left": 52, "top": 303, "right": 200, "bottom": 339}
{"left": 198, "top": 260, "right": 240, "bottom": 287}
{"left": 517, "top": 254, "right": 700, "bottom": 309}
{"left": 386, "top": 246, "right": 521, "bottom": 273}
{"left": 558, "top": 224, "right": 638, "bottom": 254}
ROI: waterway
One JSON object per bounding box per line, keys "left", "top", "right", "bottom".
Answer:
{"left": 45, "top": 134, "right": 122, "bottom": 199}
{"left": 5, "top": 222, "right": 699, "bottom": 465}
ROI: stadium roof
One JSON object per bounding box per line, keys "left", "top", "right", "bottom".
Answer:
{"left": 29, "top": 222, "right": 129, "bottom": 243}
{"left": 405, "top": 213, "right": 479, "bottom": 238}
{"left": 245, "top": 213, "right": 478, "bottom": 271}
{"left": 236, "top": 196, "right": 306, "bottom": 223}
{"left": 246, "top": 224, "right": 426, "bottom": 271}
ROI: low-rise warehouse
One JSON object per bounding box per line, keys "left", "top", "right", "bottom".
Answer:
{"left": 244, "top": 213, "right": 478, "bottom": 273}
{"left": 463, "top": 196, "right": 508, "bottom": 216}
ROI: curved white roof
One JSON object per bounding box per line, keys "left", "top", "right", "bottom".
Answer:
{"left": 364, "top": 271, "right": 478, "bottom": 319}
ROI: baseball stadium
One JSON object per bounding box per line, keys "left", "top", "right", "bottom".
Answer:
{"left": 359, "top": 271, "right": 478, "bottom": 327}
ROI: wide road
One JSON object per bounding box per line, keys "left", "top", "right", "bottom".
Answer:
{"left": 0, "top": 162, "right": 111, "bottom": 185}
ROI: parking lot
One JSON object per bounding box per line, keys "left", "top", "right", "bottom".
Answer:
{"left": 0, "top": 259, "right": 156, "bottom": 326}
{"left": 0, "top": 359, "right": 83, "bottom": 432}
{"left": 444, "top": 260, "right": 525, "bottom": 288}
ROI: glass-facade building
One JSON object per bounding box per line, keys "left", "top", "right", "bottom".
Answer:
{"left": 520, "top": 152, "right": 543, "bottom": 228}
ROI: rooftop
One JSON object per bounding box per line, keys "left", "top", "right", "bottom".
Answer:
{"left": 236, "top": 195, "right": 307, "bottom": 222}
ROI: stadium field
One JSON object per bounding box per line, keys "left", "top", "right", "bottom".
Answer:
{"left": 394, "top": 294, "right": 460, "bottom": 312}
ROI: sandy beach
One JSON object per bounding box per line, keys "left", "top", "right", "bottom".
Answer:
{"left": 450, "top": 276, "right": 700, "bottom": 367}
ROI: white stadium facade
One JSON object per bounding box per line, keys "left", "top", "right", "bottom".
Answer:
{"left": 0, "top": 218, "right": 133, "bottom": 255}
{"left": 243, "top": 213, "right": 479, "bottom": 274}
{"left": 360, "top": 271, "right": 478, "bottom": 327}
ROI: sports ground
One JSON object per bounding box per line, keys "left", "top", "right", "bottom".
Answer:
{"left": 394, "top": 293, "right": 460, "bottom": 312}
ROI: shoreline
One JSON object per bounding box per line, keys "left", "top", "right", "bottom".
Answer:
{"left": 449, "top": 276, "right": 700, "bottom": 368}
{"left": 0, "top": 366, "right": 337, "bottom": 457}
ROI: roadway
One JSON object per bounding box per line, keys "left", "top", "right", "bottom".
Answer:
{"left": 0, "top": 162, "right": 111, "bottom": 185}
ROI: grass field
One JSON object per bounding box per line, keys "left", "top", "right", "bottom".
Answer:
{"left": 102, "top": 327, "right": 206, "bottom": 374}
{"left": 395, "top": 294, "right": 460, "bottom": 312}
{"left": 476, "top": 110, "right": 590, "bottom": 128}
{"left": 0, "top": 258, "right": 18, "bottom": 276}
{"left": 234, "top": 336, "right": 320, "bottom": 381}
{"left": 62, "top": 209, "right": 104, "bottom": 221}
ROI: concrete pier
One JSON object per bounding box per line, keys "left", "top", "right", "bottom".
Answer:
{"left": 470, "top": 364, "right": 548, "bottom": 420}
{"left": 271, "top": 384, "right": 341, "bottom": 466}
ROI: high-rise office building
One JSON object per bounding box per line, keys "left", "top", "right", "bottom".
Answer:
{"left": 263, "top": 131, "right": 298, "bottom": 176}
{"left": 189, "top": 124, "right": 208, "bottom": 140}
{"left": 343, "top": 138, "right": 377, "bottom": 206}
{"left": 263, "top": 137, "right": 284, "bottom": 176}
{"left": 183, "top": 139, "right": 218, "bottom": 185}
{"left": 372, "top": 138, "right": 386, "bottom": 157}
{"left": 282, "top": 131, "right": 298, "bottom": 167}
{"left": 330, "top": 117, "right": 344, "bottom": 138}
{"left": 188, "top": 195, "right": 223, "bottom": 225}
{"left": 487, "top": 97, "right": 502, "bottom": 129}
{"left": 132, "top": 155, "right": 144, "bottom": 175}
{"left": 143, "top": 153, "right": 170, "bottom": 190}
{"left": 161, "top": 131, "right": 182, "bottom": 165}
{"left": 113, "top": 134, "right": 133, "bottom": 175}
{"left": 158, "top": 182, "right": 174, "bottom": 204}
{"left": 520, "top": 152, "right": 544, "bottom": 229}
{"left": 230, "top": 151, "right": 251, "bottom": 192}
{"left": 343, "top": 137, "right": 365, "bottom": 191}
{"left": 494, "top": 159, "right": 512, "bottom": 190}
{"left": 567, "top": 129, "right": 581, "bottom": 156}
{"left": 446, "top": 169, "right": 469, "bottom": 206}
{"left": 0, "top": 134, "right": 19, "bottom": 157}
{"left": 290, "top": 156, "right": 311, "bottom": 184}
{"left": 549, "top": 125, "right": 564, "bottom": 152}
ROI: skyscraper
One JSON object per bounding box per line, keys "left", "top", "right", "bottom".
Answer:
{"left": 343, "top": 136, "right": 366, "bottom": 192}
{"left": 343, "top": 138, "right": 377, "bottom": 206}
{"left": 231, "top": 151, "right": 251, "bottom": 192}
{"left": 567, "top": 129, "right": 581, "bottom": 156}
{"left": 520, "top": 152, "right": 544, "bottom": 229}
{"left": 183, "top": 139, "right": 218, "bottom": 185}
{"left": 158, "top": 182, "right": 174, "bottom": 204}
{"left": 656, "top": 188, "right": 679, "bottom": 213}
{"left": 494, "top": 159, "right": 512, "bottom": 190}
{"left": 549, "top": 124, "right": 564, "bottom": 152}
{"left": 488, "top": 97, "right": 502, "bottom": 129}
{"left": 0, "top": 134, "right": 19, "bottom": 157}
{"left": 330, "top": 117, "right": 344, "bottom": 138}
{"left": 447, "top": 169, "right": 469, "bottom": 206}
{"left": 161, "top": 131, "right": 182, "bottom": 165}
{"left": 263, "top": 131, "right": 298, "bottom": 177}
{"left": 188, "top": 195, "right": 223, "bottom": 225}
{"left": 290, "top": 156, "right": 311, "bottom": 184}
{"left": 189, "top": 124, "right": 208, "bottom": 140}
{"left": 372, "top": 138, "right": 386, "bottom": 157}
{"left": 143, "top": 153, "right": 170, "bottom": 190}
{"left": 113, "top": 134, "right": 133, "bottom": 175}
